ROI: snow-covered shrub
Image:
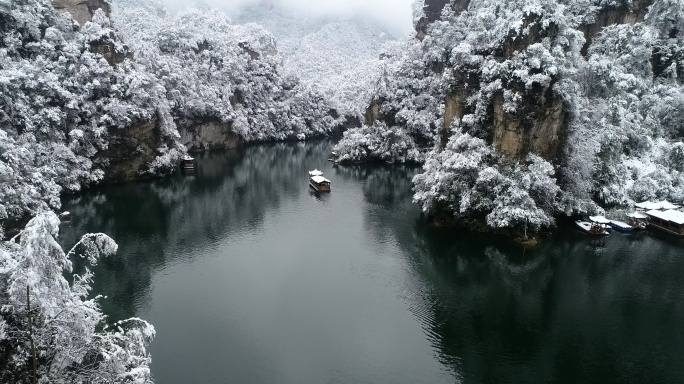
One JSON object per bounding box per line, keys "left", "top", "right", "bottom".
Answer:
{"left": 0, "top": 212, "right": 154, "bottom": 383}
{"left": 334, "top": 122, "right": 424, "bottom": 163}
{"left": 113, "top": 3, "right": 344, "bottom": 142}
{"left": 413, "top": 131, "right": 560, "bottom": 231}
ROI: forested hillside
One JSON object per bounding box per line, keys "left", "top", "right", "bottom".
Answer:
{"left": 236, "top": 4, "right": 394, "bottom": 118}
{"left": 0, "top": 0, "right": 342, "bottom": 232}
{"left": 336, "top": 0, "right": 684, "bottom": 233}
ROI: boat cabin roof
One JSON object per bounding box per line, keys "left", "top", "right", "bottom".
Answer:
{"left": 589, "top": 215, "right": 611, "bottom": 224}
{"left": 636, "top": 200, "right": 679, "bottom": 210}
{"left": 646, "top": 209, "right": 684, "bottom": 225}
{"left": 309, "top": 169, "right": 323, "bottom": 176}
{"left": 626, "top": 212, "right": 648, "bottom": 219}
{"left": 311, "top": 175, "right": 330, "bottom": 184}
{"left": 610, "top": 220, "right": 631, "bottom": 228}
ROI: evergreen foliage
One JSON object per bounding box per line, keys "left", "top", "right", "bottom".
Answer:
{"left": 336, "top": 0, "right": 684, "bottom": 231}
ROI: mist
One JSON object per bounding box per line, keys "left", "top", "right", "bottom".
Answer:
{"left": 161, "top": 0, "right": 416, "bottom": 38}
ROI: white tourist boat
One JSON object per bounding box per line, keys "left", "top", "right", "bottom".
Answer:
{"left": 181, "top": 155, "right": 195, "bottom": 170}
{"left": 308, "top": 169, "right": 331, "bottom": 192}
{"left": 576, "top": 216, "right": 611, "bottom": 235}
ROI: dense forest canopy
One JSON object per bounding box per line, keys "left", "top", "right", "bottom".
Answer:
{"left": 0, "top": 0, "right": 344, "bottom": 232}
{"left": 335, "top": 0, "right": 684, "bottom": 232}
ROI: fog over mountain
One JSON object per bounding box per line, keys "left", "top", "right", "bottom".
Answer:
{"left": 235, "top": 4, "right": 396, "bottom": 117}
{"left": 161, "top": 0, "right": 415, "bottom": 38}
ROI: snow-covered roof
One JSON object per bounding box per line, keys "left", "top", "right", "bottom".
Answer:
{"left": 646, "top": 209, "right": 684, "bottom": 225}
{"left": 659, "top": 201, "right": 680, "bottom": 210}
{"left": 626, "top": 212, "right": 648, "bottom": 219}
{"left": 311, "top": 175, "right": 330, "bottom": 184}
{"left": 309, "top": 169, "right": 323, "bottom": 176}
{"left": 610, "top": 220, "right": 632, "bottom": 229}
{"left": 589, "top": 215, "right": 611, "bottom": 224}
{"left": 635, "top": 200, "right": 679, "bottom": 210}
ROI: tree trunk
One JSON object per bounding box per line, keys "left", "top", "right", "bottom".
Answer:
{"left": 27, "top": 286, "right": 38, "bottom": 384}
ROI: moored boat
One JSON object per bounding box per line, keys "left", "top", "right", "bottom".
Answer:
{"left": 608, "top": 220, "right": 633, "bottom": 233}
{"left": 590, "top": 216, "right": 612, "bottom": 231}
{"left": 181, "top": 155, "right": 195, "bottom": 170}
{"left": 625, "top": 212, "right": 648, "bottom": 229}
{"left": 575, "top": 220, "right": 610, "bottom": 235}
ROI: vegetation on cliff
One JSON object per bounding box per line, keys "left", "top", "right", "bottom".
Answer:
{"left": 0, "top": 0, "right": 344, "bottom": 230}
{"left": 236, "top": 4, "right": 394, "bottom": 119}
{"left": 335, "top": 0, "right": 684, "bottom": 232}
{"left": 113, "top": 0, "right": 344, "bottom": 142}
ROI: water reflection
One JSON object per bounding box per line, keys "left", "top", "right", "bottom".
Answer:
{"left": 58, "top": 141, "right": 684, "bottom": 383}
{"left": 60, "top": 141, "right": 334, "bottom": 320}
{"left": 360, "top": 168, "right": 684, "bottom": 383}
{"left": 338, "top": 159, "right": 684, "bottom": 382}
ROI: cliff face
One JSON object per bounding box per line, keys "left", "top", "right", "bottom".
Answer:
{"left": 418, "top": 0, "right": 655, "bottom": 163}
{"left": 578, "top": 0, "right": 654, "bottom": 54}
{"left": 53, "top": 0, "right": 132, "bottom": 66}
{"left": 178, "top": 119, "right": 243, "bottom": 152}
{"left": 491, "top": 86, "right": 565, "bottom": 162}
{"left": 52, "top": 0, "right": 110, "bottom": 25}
{"left": 97, "top": 117, "right": 162, "bottom": 182}
{"left": 416, "top": 0, "right": 470, "bottom": 40}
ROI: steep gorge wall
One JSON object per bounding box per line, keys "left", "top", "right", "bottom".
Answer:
{"left": 416, "top": 0, "right": 470, "bottom": 40}
{"left": 578, "top": 0, "right": 654, "bottom": 54}
{"left": 415, "top": 0, "right": 655, "bottom": 163}
{"left": 53, "top": 0, "right": 110, "bottom": 25}
{"left": 97, "top": 117, "right": 162, "bottom": 181}
{"left": 178, "top": 119, "right": 243, "bottom": 152}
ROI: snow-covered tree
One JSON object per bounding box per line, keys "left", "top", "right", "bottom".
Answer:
{"left": 0, "top": 212, "right": 154, "bottom": 383}
{"left": 340, "top": 0, "right": 684, "bottom": 230}
{"left": 413, "top": 130, "right": 560, "bottom": 232}
{"left": 112, "top": 1, "right": 344, "bottom": 142}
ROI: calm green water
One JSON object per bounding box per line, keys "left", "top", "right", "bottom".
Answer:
{"left": 59, "top": 140, "right": 684, "bottom": 384}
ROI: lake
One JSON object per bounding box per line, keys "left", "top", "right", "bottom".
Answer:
{"left": 59, "top": 140, "right": 684, "bottom": 384}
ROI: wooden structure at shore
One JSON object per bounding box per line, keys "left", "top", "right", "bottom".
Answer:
{"left": 645, "top": 209, "right": 684, "bottom": 236}
{"left": 625, "top": 212, "right": 648, "bottom": 229}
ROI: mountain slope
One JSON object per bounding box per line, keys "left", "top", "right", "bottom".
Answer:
{"left": 236, "top": 5, "right": 395, "bottom": 117}
{"left": 335, "top": 0, "right": 684, "bottom": 232}
{"left": 0, "top": 0, "right": 344, "bottom": 230}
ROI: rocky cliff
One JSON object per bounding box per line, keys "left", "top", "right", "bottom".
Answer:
{"left": 53, "top": 0, "right": 110, "bottom": 25}
{"left": 415, "top": 0, "right": 470, "bottom": 40}
{"left": 178, "top": 119, "right": 243, "bottom": 152}
{"left": 97, "top": 117, "right": 162, "bottom": 181}
{"left": 418, "top": 0, "right": 654, "bottom": 163}
{"left": 578, "top": 0, "right": 654, "bottom": 55}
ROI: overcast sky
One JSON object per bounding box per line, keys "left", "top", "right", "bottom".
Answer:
{"left": 163, "top": 0, "right": 416, "bottom": 37}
